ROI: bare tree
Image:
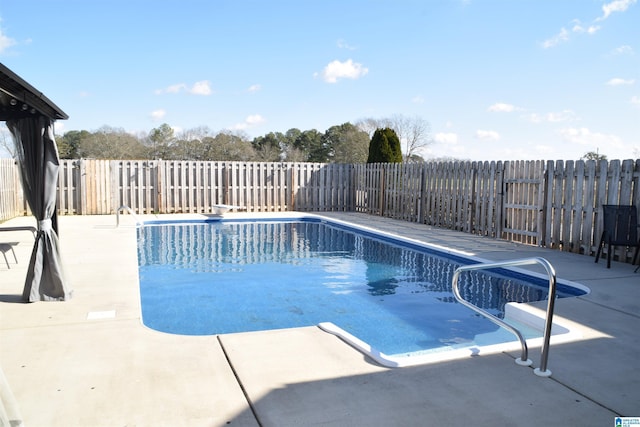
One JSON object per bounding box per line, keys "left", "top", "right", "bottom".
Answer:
{"left": 283, "top": 147, "right": 307, "bottom": 162}
{"left": 0, "top": 123, "right": 16, "bottom": 158}
{"left": 254, "top": 142, "right": 281, "bottom": 161}
{"left": 356, "top": 114, "right": 432, "bottom": 162}
{"left": 393, "top": 114, "right": 431, "bottom": 162}
{"left": 355, "top": 117, "right": 385, "bottom": 138}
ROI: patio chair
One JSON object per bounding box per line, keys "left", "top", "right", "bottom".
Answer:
{"left": 0, "top": 242, "right": 18, "bottom": 269}
{"left": 594, "top": 205, "right": 640, "bottom": 268}
{"left": 0, "top": 226, "right": 37, "bottom": 239}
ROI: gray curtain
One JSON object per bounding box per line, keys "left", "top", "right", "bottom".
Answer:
{"left": 7, "top": 116, "right": 72, "bottom": 302}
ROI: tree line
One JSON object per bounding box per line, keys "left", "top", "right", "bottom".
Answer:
{"left": 51, "top": 115, "right": 432, "bottom": 163}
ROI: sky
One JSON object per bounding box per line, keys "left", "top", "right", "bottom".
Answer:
{"left": 0, "top": 0, "right": 638, "bottom": 161}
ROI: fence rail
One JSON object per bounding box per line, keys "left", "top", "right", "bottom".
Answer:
{"left": 2, "top": 158, "right": 640, "bottom": 264}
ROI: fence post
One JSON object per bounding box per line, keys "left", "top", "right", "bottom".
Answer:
{"left": 223, "top": 162, "right": 229, "bottom": 205}
{"left": 466, "top": 162, "right": 475, "bottom": 233}
{"left": 109, "top": 160, "right": 117, "bottom": 214}
{"left": 289, "top": 165, "right": 295, "bottom": 211}
{"left": 77, "top": 159, "right": 86, "bottom": 215}
{"left": 418, "top": 163, "right": 426, "bottom": 224}
{"left": 378, "top": 165, "right": 385, "bottom": 216}
{"left": 154, "top": 160, "right": 161, "bottom": 214}
{"left": 496, "top": 161, "right": 505, "bottom": 239}
{"left": 538, "top": 162, "right": 550, "bottom": 247}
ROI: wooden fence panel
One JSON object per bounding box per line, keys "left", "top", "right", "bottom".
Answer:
{"left": 291, "top": 163, "right": 309, "bottom": 211}
{"left": 0, "top": 158, "right": 22, "bottom": 220}
{"left": 383, "top": 163, "right": 399, "bottom": 219}
{"left": 112, "top": 160, "right": 156, "bottom": 214}
{"left": 475, "top": 161, "right": 502, "bottom": 238}
{"left": 78, "top": 159, "right": 111, "bottom": 215}
{"left": 543, "top": 159, "right": 640, "bottom": 262}
{"left": 352, "top": 164, "right": 369, "bottom": 214}
{"left": 502, "top": 160, "right": 544, "bottom": 245}
{"left": 57, "top": 160, "right": 77, "bottom": 215}
{"left": 292, "top": 163, "right": 353, "bottom": 212}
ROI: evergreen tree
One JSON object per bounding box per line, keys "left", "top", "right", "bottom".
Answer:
{"left": 367, "top": 128, "right": 402, "bottom": 163}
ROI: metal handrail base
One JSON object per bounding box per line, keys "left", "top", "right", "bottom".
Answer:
{"left": 452, "top": 257, "right": 557, "bottom": 377}
{"left": 116, "top": 205, "right": 143, "bottom": 227}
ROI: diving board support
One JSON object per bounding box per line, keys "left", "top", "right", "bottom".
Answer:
{"left": 452, "top": 257, "right": 557, "bottom": 377}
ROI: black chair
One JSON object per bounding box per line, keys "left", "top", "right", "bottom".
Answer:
{"left": 595, "top": 205, "right": 640, "bottom": 268}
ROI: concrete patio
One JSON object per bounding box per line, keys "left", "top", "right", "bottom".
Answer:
{"left": 1, "top": 212, "right": 638, "bottom": 426}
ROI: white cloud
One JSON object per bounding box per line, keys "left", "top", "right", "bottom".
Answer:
{"left": 525, "top": 109, "right": 578, "bottom": 123}
{"left": 631, "top": 95, "right": 640, "bottom": 105}
{"left": 559, "top": 127, "right": 623, "bottom": 148}
{"left": 571, "top": 20, "right": 601, "bottom": 34}
{"left": 245, "top": 114, "right": 265, "bottom": 125}
{"left": 412, "top": 95, "right": 425, "bottom": 104}
{"left": 488, "top": 103, "right": 518, "bottom": 112}
{"left": 611, "top": 45, "right": 634, "bottom": 55}
{"left": 157, "top": 83, "right": 186, "bottom": 94}
{"left": 582, "top": 24, "right": 600, "bottom": 34}
{"left": 524, "top": 114, "right": 543, "bottom": 123}
{"left": 542, "top": 28, "right": 569, "bottom": 49}
{"left": 155, "top": 80, "right": 213, "bottom": 95}
{"left": 247, "top": 84, "right": 261, "bottom": 93}
{"left": 233, "top": 114, "right": 266, "bottom": 130}
{"left": 0, "top": 28, "right": 16, "bottom": 53}
{"left": 475, "top": 130, "right": 500, "bottom": 141}
{"left": 315, "top": 59, "right": 369, "bottom": 83}
{"left": 606, "top": 77, "right": 636, "bottom": 86}
{"left": 150, "top": 109, "right": 166, "bottom": 121}
{"left": 543, "top": 0, "right": 636, "bottom": 50}
{"left": 546, "top": 110, "right": 579, "bottom": 122}
{"left": 434, "top": 132, "right": 458, "bottom": 145}
{"left": 190, "top": 80, "right": 212, "bottom": 95}
{"left": 599, "top": 0, "right": 637, "bottom": 21}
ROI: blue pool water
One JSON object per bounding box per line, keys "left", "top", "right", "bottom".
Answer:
{"left": 137, "top": 218, "right": 586, "bottom": 356}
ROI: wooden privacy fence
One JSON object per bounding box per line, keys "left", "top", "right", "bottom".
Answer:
{"left": 354, "top": 161, "right": 510, "bottom": 239}
{"left": 3, "top": 158, "right": 640, "bottom": 263}
{"left": 355, "top": 159, "right": 640, "bottom": 262}
{"left": 56, "top": 159, "right": 354, "bottom": 215}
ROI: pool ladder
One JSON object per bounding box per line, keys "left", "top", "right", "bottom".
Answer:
{"left": 116, "top": 205, "right": 143, "bottom": 227}
{"left": 452, "top": 257, "right": 557, "bottom": 377}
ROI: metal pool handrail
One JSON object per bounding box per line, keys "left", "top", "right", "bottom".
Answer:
{"left": 452, "top": 257, "right": 557, "bottom": 377}
{"left": 116, "top": 205, "right": 143, "bottom": 227}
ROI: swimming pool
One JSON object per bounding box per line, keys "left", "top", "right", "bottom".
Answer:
{"left": 137, "top": 215, "right": 587, "bottom": 366}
